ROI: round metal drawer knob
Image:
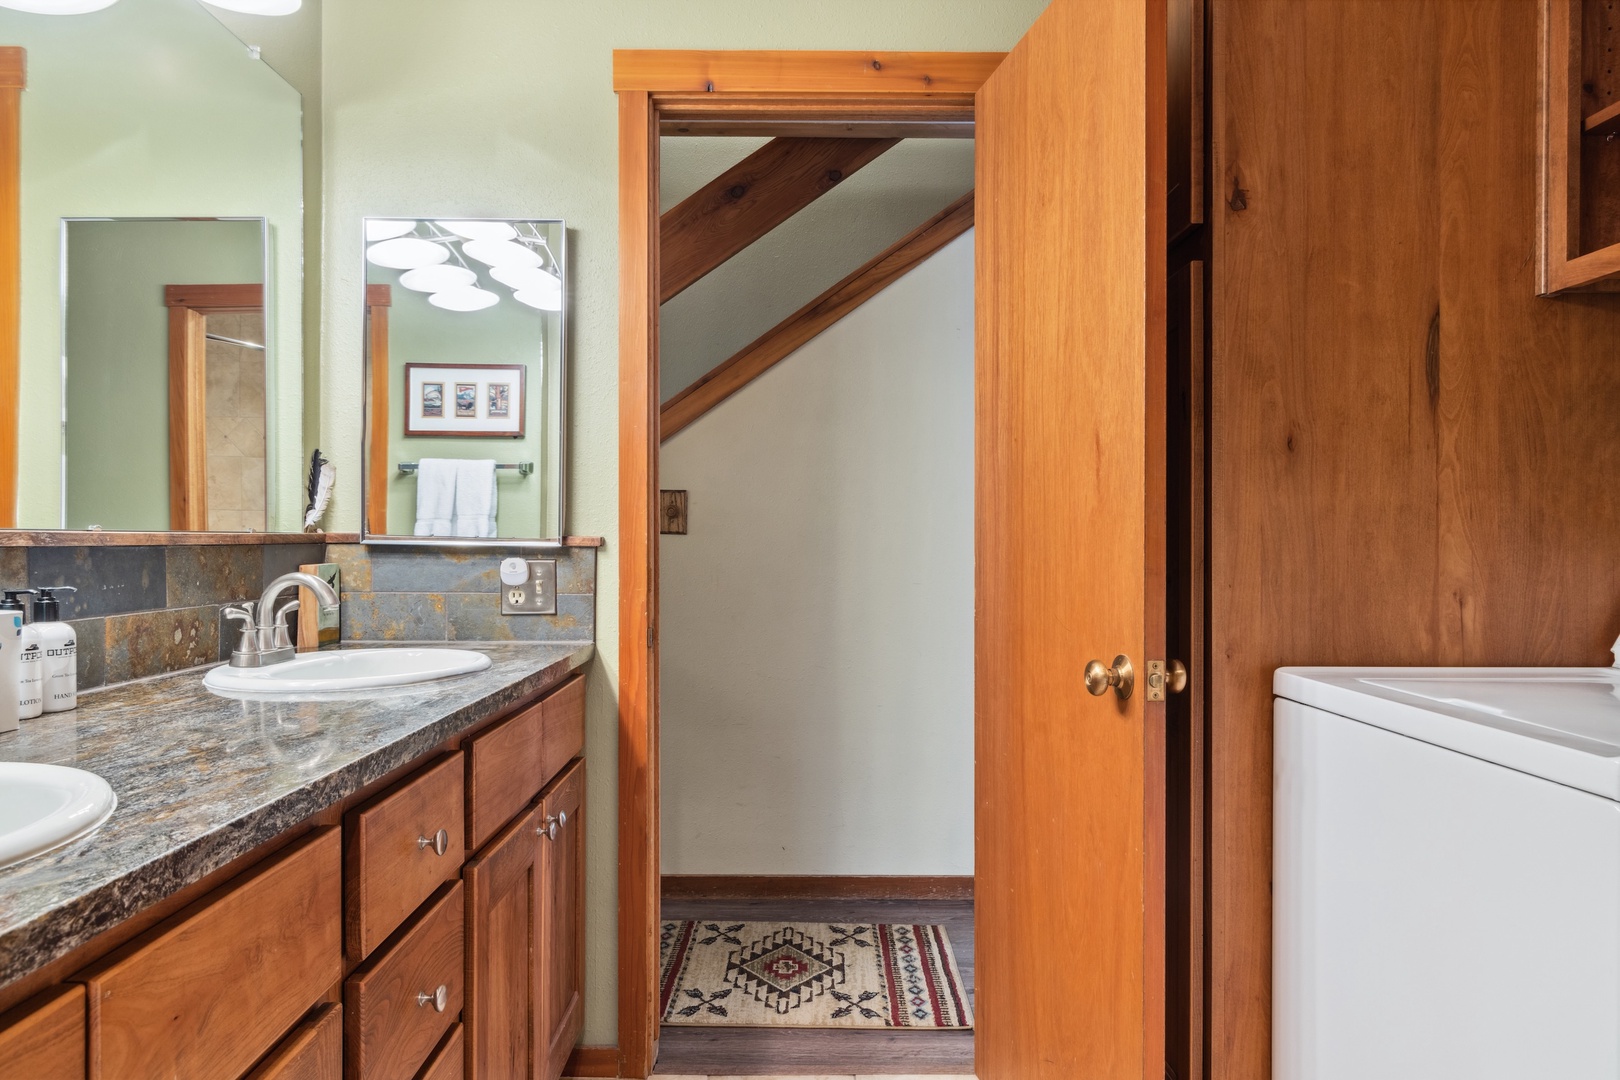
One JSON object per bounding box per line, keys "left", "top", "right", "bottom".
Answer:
{"left": 417, "top": 984, "right": 449, "bottom": 1012}
{"left": 538, "top": 814, "right": 559, "bottom": 841}
{"left": 418, "top": 828, "right": 450, "bottom": 856}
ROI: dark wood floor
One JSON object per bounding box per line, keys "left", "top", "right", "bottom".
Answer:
{"left": 654, "top": 898, "right": 976, "bottom": 1076}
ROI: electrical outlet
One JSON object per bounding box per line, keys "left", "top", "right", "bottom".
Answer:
{"left": 500, "top": 559, "right": 557, "bottom": 615}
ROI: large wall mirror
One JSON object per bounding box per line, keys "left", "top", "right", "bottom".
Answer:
{"left": 361, "top": 217, "right": 567, "bottom": 545}
{"left": 2, "top": 0, "right": 304, "bottom": 532}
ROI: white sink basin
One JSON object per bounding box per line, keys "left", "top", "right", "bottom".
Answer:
{"left": 0, "top": 762, "right": 116, "bottom": 869}
{"left": 203, "top": 647, "right": 492, "bottom": 695}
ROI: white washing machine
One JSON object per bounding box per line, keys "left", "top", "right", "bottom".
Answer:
{"left": 1274, "top": 665, "right": 1620, "bottom": 1080}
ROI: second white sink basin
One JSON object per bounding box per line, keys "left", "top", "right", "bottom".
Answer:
{"left": 0, "top": 762, "right": 116, "bottom": 870}
{"left": 203, "top": 648, "right": 492, "bottom": 695}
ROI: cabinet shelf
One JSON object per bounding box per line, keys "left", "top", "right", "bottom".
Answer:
{"left": 1585, "top": 100, "right": 1620, "bottom": 137}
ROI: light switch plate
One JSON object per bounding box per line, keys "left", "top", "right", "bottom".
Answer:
{"left": 501, "top": 559, "right": 556, "bottom": 615}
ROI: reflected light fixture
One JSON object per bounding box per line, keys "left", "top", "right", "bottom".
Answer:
{"left": 200, "top": 0, "right": 301, "bottom": 13}
{"left": 0, "top": 0, "right": 119, "bottom": 12}
{"left": 489, "top": 265, "right": 560, "bottom": 293}
{"left": 436, "top": 220, "right": 518, "bottom": 242}
{"left": 461, "top": 238, "right": 543, "bottom": 269}
{"left": 399, "top": 265, "right": 478, "bottom": 293}
{"left": 366, "top": 237, "right": 448, "bottom": 270}
{"left": 429, "top": 287, "right": 500, "bottom": 312}
{"left": 512, "top": 289, "right": 562, "bottom": 312}
{"left": 365, "top": 219, "right": 418, "bottom": 242}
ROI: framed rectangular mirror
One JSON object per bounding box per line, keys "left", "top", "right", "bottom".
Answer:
{"left": 361, "top": 217, "right": 567, "bottom": 546}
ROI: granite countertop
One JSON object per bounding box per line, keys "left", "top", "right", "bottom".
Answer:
{"left": 0, "top": 640, "right": 593, "bottom": 991}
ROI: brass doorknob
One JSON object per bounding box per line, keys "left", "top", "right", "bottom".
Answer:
{"left": 1166, "top": 659, "right": 1188, "bottom": 694}
{"left": 1084, "top": 655, "right": 1135, "bottom": 700}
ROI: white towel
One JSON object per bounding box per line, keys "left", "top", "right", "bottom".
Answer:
{"left": 413, "top": 458, "right": 458, "bottom": 536}
{"left": 451, "top": 458, "right": 498, "bottom": 538}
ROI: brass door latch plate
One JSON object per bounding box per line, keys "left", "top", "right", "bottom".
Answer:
{"left": 1146, "top": 659, "right": 1189, "bottom": 702}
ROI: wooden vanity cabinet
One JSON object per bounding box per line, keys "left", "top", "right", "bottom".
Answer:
{"left": 0, "top": 985, "right": 86, "bottom": 1080}
{"left": 0, "top": 672, "right": 587, "bottom": 1080}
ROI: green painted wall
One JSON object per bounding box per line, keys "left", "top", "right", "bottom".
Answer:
{"left": 319, "top": 0, "right": 1049, "bottom": 1042}
{"left": 2, "top": 0, "right": 303, "bottom": 528}
{"left": 64, "top": 219, "right": 263, "bottom": 531}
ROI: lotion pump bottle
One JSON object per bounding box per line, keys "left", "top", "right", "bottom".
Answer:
{"left": 33, "top": 586, "right": 77, "bottom": 712}
{"left": 0, "top": 591, "right": 39, "bottom": 720}
{"left": 0, "top": 600, "right": 18, "bottom": 733}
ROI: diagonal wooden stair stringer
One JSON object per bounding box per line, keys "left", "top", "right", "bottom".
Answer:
{"left": 660, "top": 190, "right": 975, "bottom": 442}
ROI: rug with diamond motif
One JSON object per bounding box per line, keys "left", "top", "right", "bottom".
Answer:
{"left": 658, "top": 920, "right": 973, "bottom": 1029}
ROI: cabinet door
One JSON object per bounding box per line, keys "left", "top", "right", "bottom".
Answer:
{"left": 463, "top": 803, "right": 541, "bottom": 1080}
{"left": 0, "top": 985, "right": 85, "bottom": 1080}
{"left": 538, "top": 760, "right": 584, "bottom": 1080}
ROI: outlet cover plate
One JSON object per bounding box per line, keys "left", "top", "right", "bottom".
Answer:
{"left": 501, "top": 559, "right": 557, "bottom": 615}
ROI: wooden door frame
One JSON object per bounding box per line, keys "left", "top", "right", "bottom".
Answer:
{"left": 611, "top": 50, "right": 1001, "bottom": 1079}
{"left": 163, "top": 283, "right": 263, "bottom": 531}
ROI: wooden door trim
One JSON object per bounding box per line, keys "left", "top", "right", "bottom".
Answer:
{"left": 614, "top": 50, "right": 998, "bottom": 1079}
{"left": 364, "top": 284, "right": 391, "bottom": 536}
{"left": 0, "top": 46, "right": 23, "bottom": 529}
{"left": 163, "top": 284, "right": 264, "bottom": 532}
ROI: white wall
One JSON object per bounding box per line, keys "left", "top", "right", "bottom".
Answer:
{"left": 660, "top": 230, "right": 974, "bottom": 876}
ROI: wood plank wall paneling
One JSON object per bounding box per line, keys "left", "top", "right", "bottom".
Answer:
{"left": 1210, "top": 2, "right": 1620, "bottom": 1076}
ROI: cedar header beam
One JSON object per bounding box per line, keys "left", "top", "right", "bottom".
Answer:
{"left": 660, "top": 136, "right": 897, "bottom": 304}
{"left": 661, "top": 190, "right": 974, "bottom": 441}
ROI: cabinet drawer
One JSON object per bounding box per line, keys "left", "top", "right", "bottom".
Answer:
{"left": 467, "top": 675, "right": 584, "bottom": 850}
{"left": 415, "top": 1024, "right": 463, "bottom": 1080}
{"left": 81, "top": 828, "right": 341, "bottom": 1080}
{"left": 0, "top": 985, "right": 86, "bottom": 1080}
{"left": 345, "top": 882, "right": 464, "bottom": 1080}
{"left": 347, "top": 753, "right": 465, "bottom": 960}
{"left": 245, "top": 1003, "right": 341, "bottom": 1080}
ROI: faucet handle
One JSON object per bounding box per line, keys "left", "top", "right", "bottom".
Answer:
{"left": 222, "top": 604, "right": 258, "bottom": 664}
{"left": 272, "top": 600, "right": 299, "bottom": 650}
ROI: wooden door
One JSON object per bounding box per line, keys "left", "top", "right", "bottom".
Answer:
{"left": 464, "top": 803, "right": 542, "bottom": 1080}
{"left": 975, "top": 0, "right": 1168, "bottom": 1077}
{"left": 538, "top": 761, "right": 585, "bottom": 1080}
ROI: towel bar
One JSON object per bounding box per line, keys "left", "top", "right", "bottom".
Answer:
{"left": 398, "top": 461, "right": 533, "bottom": 477}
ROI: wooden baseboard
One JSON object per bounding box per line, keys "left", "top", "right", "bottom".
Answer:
{"left": 564, "top": 1044, "right": 620, "bottom": 1077}
{"left": 660, "top": 875, "right": 974, "bottom": 901}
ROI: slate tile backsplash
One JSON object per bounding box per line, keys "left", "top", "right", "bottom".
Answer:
{"left": 330, "top": 544, "right": 595, "bottom": 645}
{"left": 2, "top": 541, "right": 325, "bottom": 691}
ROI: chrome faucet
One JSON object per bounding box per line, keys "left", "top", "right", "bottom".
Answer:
{"left": 223, "top": 572, "right": 340, "bottom": 668}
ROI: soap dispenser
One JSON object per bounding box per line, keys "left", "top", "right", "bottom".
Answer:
{"left": 33, "top": 587, "right": 77, "bottom": 712}
{"left": 0, "top": 590, "right": 41, "bottom": 720}
{"left": 0, "top": 595, "right": 18, "bottom": 734}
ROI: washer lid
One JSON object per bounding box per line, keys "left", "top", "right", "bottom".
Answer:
{"left": 1275, "top": 667, "right": 1620, "bottom": 800}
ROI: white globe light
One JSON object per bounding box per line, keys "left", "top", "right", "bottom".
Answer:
{"left": 366, "top": 237, "right": 448, "bottom": 270}
{"left": 399, "top": 265, "right": 478, "bottom": 293}
{"left": 429, "top": 287, "right": 500, "bottom": 312}
{"left": 489, "top": 265, "right": 560, "bottom": 292}
{"left": 513, "top": 288, "right": 562, "bottom": 312}
{"left": 0, "top": 0, "right": 119, "bottom": 12}
{"left": 436, "top": 220, "right": 517, "bottom": 242}
{"left": 365, "top": 219, "right": 417, "bottom": 242}
{"left": 200, "top": 0, "right": 300, "bottom": 13}
{"left": 461, "top": 238, "right": 543, "bottom": 269}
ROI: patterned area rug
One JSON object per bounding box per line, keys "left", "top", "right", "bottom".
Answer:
{"left": 659, "top": 920, "right": 973, "bottom": 1029}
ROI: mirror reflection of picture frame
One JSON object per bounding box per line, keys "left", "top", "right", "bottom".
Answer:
{"left": 404, "top": 363, "right": 525, "bottom": 437}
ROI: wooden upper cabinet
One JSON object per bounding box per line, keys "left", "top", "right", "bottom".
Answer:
{"left": 1541, "top": 0, "right": 1620, "bottom": 292}
{"left": 463, "top": 803, "right": 543, "bottom": 1080}
{"left": 0, "top": 985, "right": 86, "bottom": 1080}
{"left": 539, "top": 760, "right": 586, "bottom": 1080}
{"left": 78, "top": 828, "right": 342, "bottom": 1080}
